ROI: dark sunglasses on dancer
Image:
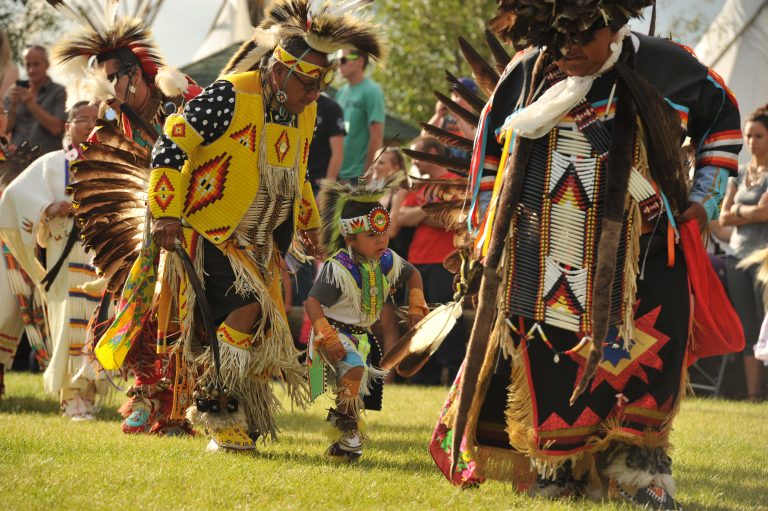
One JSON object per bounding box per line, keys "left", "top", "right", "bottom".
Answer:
{"left": 565, "top": 18, "right": 609, "bottom": 45}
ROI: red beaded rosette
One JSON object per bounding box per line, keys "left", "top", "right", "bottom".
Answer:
{"left": 367, "top": 206, "right": 391, "bottom": 234}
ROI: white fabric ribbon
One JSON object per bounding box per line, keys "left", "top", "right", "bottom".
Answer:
{"left": 501, "top": 26, "right": 632, "bottom": 139}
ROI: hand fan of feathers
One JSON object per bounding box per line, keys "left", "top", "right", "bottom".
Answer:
{"left": 380, "top": 302, "right": 463, "bottom": 377}
{"left": 69, "top": 118, "right": 156, "bottom": 293}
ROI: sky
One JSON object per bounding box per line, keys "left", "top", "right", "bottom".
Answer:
{"left": 151, "top": 0, "right": 222, "bottom": 67}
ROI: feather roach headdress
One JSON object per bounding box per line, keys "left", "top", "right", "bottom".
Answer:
{"left": 222, "top": 0, "right": 384, "bottom": 76}
{"left": 317, "top": 173, "right": 404, "bottom": 257}
{"left": 47, "top": 0, "right": 197, "bottom": 100}
{"left": 490, "top": 0, "right": 653, "bottom": 57}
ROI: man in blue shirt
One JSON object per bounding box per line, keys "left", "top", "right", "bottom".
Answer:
{"left": 334, "top": 50, "right": 385, "bottom": 181}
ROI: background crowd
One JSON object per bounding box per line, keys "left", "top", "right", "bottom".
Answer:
{"left": 1, "top": 28, "right": 767, "bottom": 398}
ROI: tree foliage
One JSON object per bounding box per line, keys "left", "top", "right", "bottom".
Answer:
{"left": 658, "top": 0, "right": 717, "bottom": 46}
{"left": 370, "top": 0, "right": 498, "bottom": 127}
{"left": 0, "top": 0, "right": 62, "bottom": 63}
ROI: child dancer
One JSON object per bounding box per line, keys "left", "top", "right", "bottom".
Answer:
{"left": 306, "top": 176, "right": 428, "bottom": 460}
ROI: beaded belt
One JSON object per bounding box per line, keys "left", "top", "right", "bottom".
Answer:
{"left": 327, "top": 318, "right": 371, "bottom": 336}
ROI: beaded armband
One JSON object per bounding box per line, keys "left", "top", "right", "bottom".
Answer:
{"left": 148, "top": 167, "right": 186, "bottom": 219}
{"left": 162, "top": 113, "right": 204, "bottom": 155}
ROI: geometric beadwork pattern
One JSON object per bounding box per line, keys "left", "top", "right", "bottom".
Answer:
{"left": 229, "top": 124, "right": 258, "bottom": 153}
{"left": 171, "top": 122, "right": 186, "bottom": 138}
{"left": 184, "top": 154, "right": 232, "bottom": 216}
{"left": 217, "top": 325, "right": 251, "bottom": 349}
{"left": 573, "top": 305, "right": 669, "bottom": 390}
{"left": 549, "top": 153, "right": 597, "bottom": 205}
{"left": 204, "top": 226, "right": 230, "bottom": 244}
{"left": 154, "top": 173, "right": 175, "bottom": 213}
{"left": 540, "top": 127, "right": 600, "bottom": 332}
{"left": 274, "top": 45, "right": 323, "bottom": 79}
{"left": 274, "top": 128, "right": 291, "bottom": 164}
{"left": 298, "top": 196, "right": 313, "bottom": 228}
{"left": 550, "top": 164, "right": 592, "bottom": 210}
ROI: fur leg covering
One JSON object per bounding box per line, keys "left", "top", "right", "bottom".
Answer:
{"left": 597, "top": 442, "right": 676, "bottom": 497}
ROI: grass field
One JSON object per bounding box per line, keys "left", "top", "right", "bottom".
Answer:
{"left": 1, "top": 372, "right": 766, "bottom": 510}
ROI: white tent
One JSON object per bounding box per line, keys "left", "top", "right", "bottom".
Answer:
{"left": 695, "top": 0, "right": 768, "bottom": 162}
{"left": 191, "top": 0, "right": 252, "bottom": 63}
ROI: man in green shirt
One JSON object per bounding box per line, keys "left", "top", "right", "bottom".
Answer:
{"left": 334, "top": 50, "right": 385, "bottom": 181}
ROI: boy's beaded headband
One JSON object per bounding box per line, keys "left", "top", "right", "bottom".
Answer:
{"left": 340, "top": 205, "right": 390, "bottom": 236}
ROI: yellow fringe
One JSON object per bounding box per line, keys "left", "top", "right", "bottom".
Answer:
{"left": 475, "top": 445, "right": 534, "bottom": 486}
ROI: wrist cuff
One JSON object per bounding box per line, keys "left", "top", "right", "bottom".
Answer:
{"left": 312, "top": 317, "right": 340, "bottom": 348}
{"left": 408, "top": 288, "right": 429, "bottom": 317}
{"left": 148, "top": 167, "right": 186, "bottom": 219}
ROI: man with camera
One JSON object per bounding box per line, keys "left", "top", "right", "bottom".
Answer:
{"left": 3, "top": 45, "right": 66, "bottom": 155}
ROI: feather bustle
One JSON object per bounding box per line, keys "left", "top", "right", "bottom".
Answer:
{"left": 433, "top": 90, "right": 480, "bottom": 126}
{"left": 419, "top": 123, "right": 474, "bottom": 152}
{"left": 401, "top": 149, "right": 470, "bottom": 176}
{"left": 445, "top": 70, "right": 486, "bottom": 113}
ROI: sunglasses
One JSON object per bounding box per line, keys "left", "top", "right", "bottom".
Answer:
{"left": 289, "top": 65, "right": 336, "bottom": 94}
{"left": 106, "top": 68, "right": 130, "bottom": 82}
{"left": 291, "top": 72, "right": 323, "bottom": 94}
{"left": 565, "top": 18, "right": 609, "bottom": 45}
{"left": 339, "top": 54, "right": 360, "bottom": 65}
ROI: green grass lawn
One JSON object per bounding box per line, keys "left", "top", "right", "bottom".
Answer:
{"left": 1, "top": 372, "right": 766, "bottom": 510}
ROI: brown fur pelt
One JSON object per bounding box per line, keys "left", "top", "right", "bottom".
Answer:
{"left": 613, "top": 58, "right": 688, "bottom": 215}
{"left": 570, "top": 55, "right": 637, "bottom": 404}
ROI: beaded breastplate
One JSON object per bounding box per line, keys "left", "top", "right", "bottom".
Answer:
{"left": 504, "top": 67, "right": 662, "bottom": 336}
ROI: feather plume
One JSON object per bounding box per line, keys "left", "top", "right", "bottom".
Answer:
{"left": 83, "top": 67, "right": 117, "bottom": 101}
{"left": 45, "top": 0, "right": 92, "bottom": 28}
{"left": 69, "top": 118, "right": 152, "bottom": 292}
{"left": 86, "top": 121, "right": 144, "bottom": 154}
{"left": 401, "top": 148, "right": 470, "bottom": 176}
{"left": 421, "top": 200, "right": 469, "bottom": 232}
{"left": 0, "top": 142, "right": 41, "bottom": 189}
{"left": 221, "top": 39, "right": 272, "bottom": 76}
{"left": 52, "top": 16, "right": 166, "bottom": 80}
{"left": 155, "top": 65, "right": 189, "bottom": 97}
{"left": 490, "top": 0, "right": 653, "bottom": 58}
{"left": 457, "top": 36, "right": 500, "bottom": 96}
{"left": 411, "top": 176, "right": 471, "bottom": 202}
{"left": 445, "top": 70, "right": 486, "bottom": 113}
{"left": 484, "top": 28, "right": 511, "bottom": 73}
{"left": 419, "top": 123, "right": 474, "bottom": 152}
{"left": 433, "top": 90, "right": 480, "bottom": 126}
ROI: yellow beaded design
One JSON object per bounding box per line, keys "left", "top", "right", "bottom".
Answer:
{"left": 148, "top": 167, "right": 187, "bottom": 218}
